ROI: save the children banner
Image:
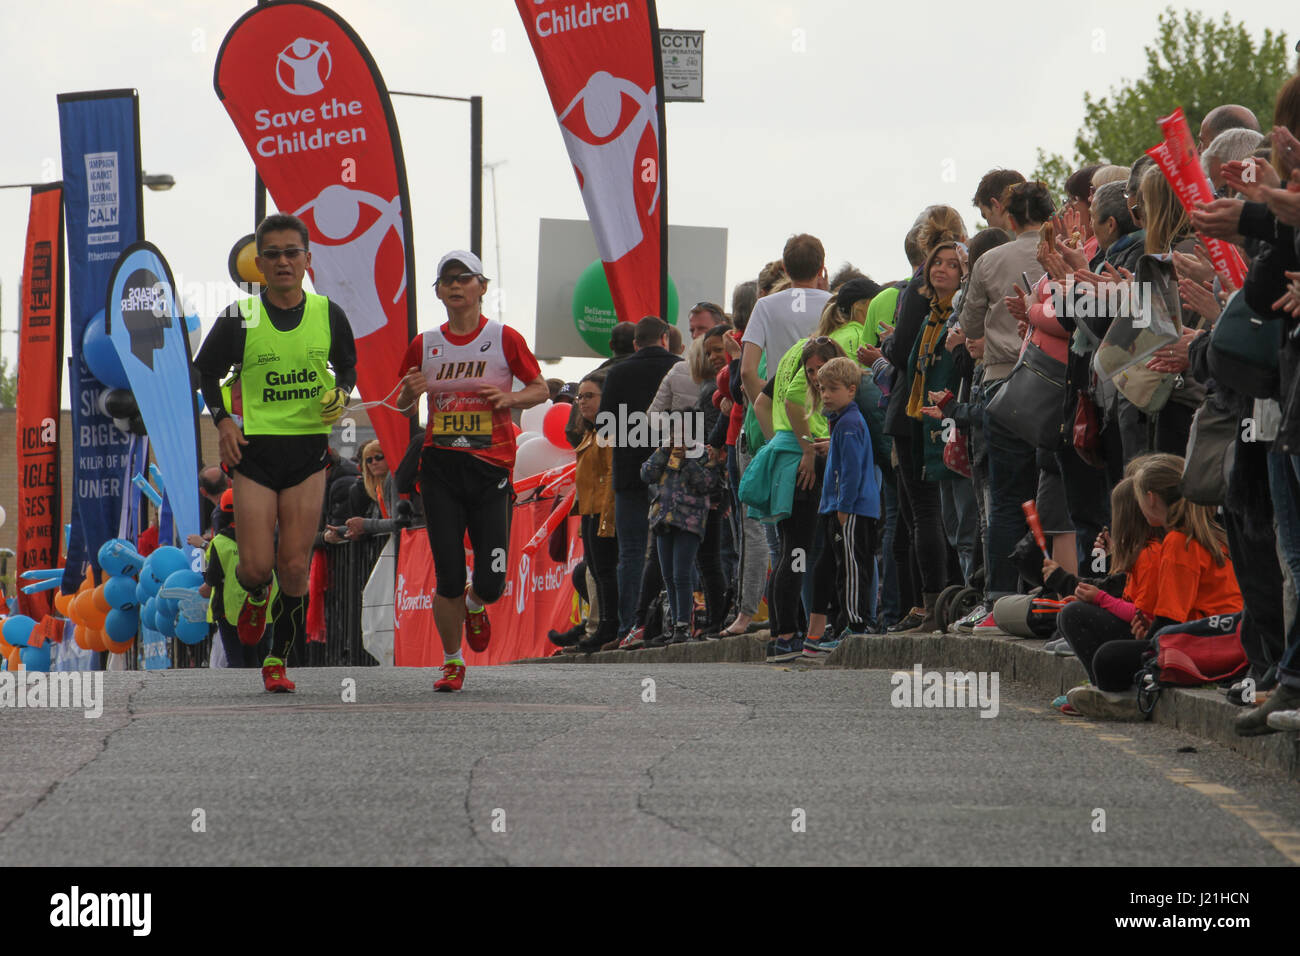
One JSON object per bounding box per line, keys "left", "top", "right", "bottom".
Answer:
{"left": 57, "top": 90, "right": 144, "bottom": 588}
{"left": 393, "top": 501, "right": 584, "bottom": 667}
{"left": 214, "top": 1, "right": 416, "bottom": 468}
{"left": 16, "top": 184, "right": 65, "bottom": 618}
{"left": 517, "top": 0, "right": 669, "bottom": 325}
{"left": 104, "top": 242, "right": 203, "bottom": 553}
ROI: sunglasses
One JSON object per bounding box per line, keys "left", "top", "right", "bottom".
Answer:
{"left": 438, "top": 272, "right": 480, "bottom": 286}
{"left": 365, "top": 454, "right": 385, "bottom": 464}
{"left": 259, "top": 248, "right": 306, "bottom": 261}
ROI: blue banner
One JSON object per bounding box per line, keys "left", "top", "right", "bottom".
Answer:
{"left": 58, "top": 90, "right": 144, "bottom": 588}
{"left": 105, "top": 242, "right": 201, "bottom": 561}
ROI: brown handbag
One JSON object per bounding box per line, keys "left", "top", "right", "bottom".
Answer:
{"left": 1072, "top": 389, "right": 1103, "bottom": 468}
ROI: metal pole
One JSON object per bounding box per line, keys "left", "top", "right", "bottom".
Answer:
{"left": 470, "top": 96, "right": 483, "bottom": 258}
{"left": 485, "top": 161, "right": 505, "bottom": 321}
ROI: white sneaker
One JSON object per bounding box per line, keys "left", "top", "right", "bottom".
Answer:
{"left": 1266, "top": 709, "right": 1300, "bottom": 732}
{"left": 1053, "top": 640, "right": 1076, "bottom": 657}
{"left": 954, "top": 604, "right": 989, "bottom": 634}
{"left": 1043, "top": 637, "right": 1065, "bottom": 653}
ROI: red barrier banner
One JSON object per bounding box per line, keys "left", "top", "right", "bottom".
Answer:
{"left": 516, "top": 0, "right": 667, "bottom": 325}
{"left": 16, "top": 184, "right": 65, "bottom": 619}
{"left": 214, "top": 1, "right": 416, "bottom": 468}
{"left": 1150, "top": 108, "right": 1248, "bottom": 288}
{"left": 394, "top": 500, "right": 584, "bottom": 667}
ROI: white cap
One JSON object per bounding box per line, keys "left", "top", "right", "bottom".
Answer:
{"left": 436, "top": 250, "right": 487, "bottom": 280}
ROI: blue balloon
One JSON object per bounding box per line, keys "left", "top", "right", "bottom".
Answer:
{"left": 158, "top": 569, "right": 202, "bottom": 621}
{"left": 82, "top": 308, "right": 130, "bottom": 390}
{"left": 20, "top": 644, "right": 52, "bottom": 672}
{"left": 99, "top": 538, "right": 145, "bottom": 578}
{"left": 140, "top": 546, "right": 189, "bottom": 599}
{"left": 104, "top": 574, "right": 139, "bottom": 611}
{"left": 136, "top": 578, "right": 152, "bottom": 607}
{"left": 2, "top": 615, "right": 37, "bottom": 647}
{"left": 140, "top": 597, "right": 158, "bottom": 631}
{"left": 156, "top": 606, "right": 178, "bottom": 638}
{"left": 104, "top": 607, "right": 139, "bottom": 644}
{"left": 163, "top": 569, "right": 203, "bottom": 591}
{"left": 175, "top": 616, "right": 208, "bottom": 645}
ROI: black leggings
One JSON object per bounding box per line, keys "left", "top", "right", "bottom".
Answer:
{"left": 1057, "top": 600, "right": 1134, "bottom": 684}
{"left": 893, "top": 430, "right": 949, "bottom": 593}
{"left": 697, "top": 509, "right": 729, "bottom": 628}
{"left": 419, "top": 447, "right": 512, "bottom": 601}
{"left": 581, "top": 514, "right": 620, "bottom": 643}
{"left": 1091, "top": 638, "right": 1154, "bottom": 692}
{"left": 772, "top": 459, "right": 824, "bottom": 637}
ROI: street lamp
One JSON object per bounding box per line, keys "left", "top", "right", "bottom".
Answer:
{"left": 0, "top": 171, "right": 177, "bottom": 191}
{"left": 142, "top": 172, "right": 175, "bottom": 191}
{"left": 389, "top": 91, "right": 484, "bottom": 259}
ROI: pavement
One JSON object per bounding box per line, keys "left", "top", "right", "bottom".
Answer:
{"left": 2, "top": 655, "right": 1299, "bottom": 866}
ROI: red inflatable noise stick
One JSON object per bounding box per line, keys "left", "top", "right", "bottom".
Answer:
{"left": 1022, "top": 500, "right": 1050, "bottom": 559}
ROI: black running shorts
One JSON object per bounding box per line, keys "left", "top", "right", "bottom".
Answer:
{"left": 233, "top": 434, "right": 330, "bottom": 492}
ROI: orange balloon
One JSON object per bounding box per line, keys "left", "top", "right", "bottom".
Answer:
{"left": 72, "top": 589, "right": 95, "bottom": 627}
{"left": 73, "top": 625, "right": 92, "bottom": 651}
{"left": 0, "top": 636, "right": 11, "bottom": 658}
{"left": 86, "top": 628, "right": 109, "bottom": 652}
{"left": 92, "top": 584, "right": 112, "bottom": 614}
{"left": 104, "top": 636, "right": 133, "bottom": 654}
{"left": 54, "top": 591, "right": 75, "bottom": 618}
{"left": 76, "top": 590, "right": 106, "bottom": 630}
{"left": 6, "top": 646, "right": 21, "bottom": 670}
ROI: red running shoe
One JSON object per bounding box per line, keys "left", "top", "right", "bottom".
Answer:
{"left": 237, "top": 591, "right": 270, "bottom": 646}
{"left": 434, "top": 661, "right": 466, "bottom": 692}
{"left": 261, "top": 657, "right": 295, "bottom": 693}
{"left": 464, "top": 595, "right": 491, "bottom": 653}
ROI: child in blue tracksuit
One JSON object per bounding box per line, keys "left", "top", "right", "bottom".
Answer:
{"left": 813, "top": 357, "right": 881, "bottom": 642}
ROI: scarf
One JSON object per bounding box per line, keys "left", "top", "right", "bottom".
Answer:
{"left": 906, "top": 295, "right": 954, "bottom": 419}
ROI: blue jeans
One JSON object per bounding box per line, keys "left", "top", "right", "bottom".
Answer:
{"left": 657, "top": 528, "right": 702, "bottom": 626}
{"left": 983, "top": 406, "right": 1039, "bottom": 598}
{"left": 614, "top": 487, "right": 650, "bottom": 634}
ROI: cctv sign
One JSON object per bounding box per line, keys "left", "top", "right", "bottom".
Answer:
{"left": 659, "top": 29, "right": 703, "bottom": 102}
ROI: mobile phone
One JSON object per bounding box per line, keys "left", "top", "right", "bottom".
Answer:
{"left": 1020, "top": 272, "right": 1032, "bottom": 294}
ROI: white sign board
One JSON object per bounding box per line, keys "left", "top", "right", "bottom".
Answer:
{"left": 659, "top": 29, "right": 703, "bottom": 102}
{"left": 534, "top": 218, "right": 728, "bottom": 360}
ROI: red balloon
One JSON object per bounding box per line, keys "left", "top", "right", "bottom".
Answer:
{"left": 542, "top": 403, "right": 571, "bottom": 449}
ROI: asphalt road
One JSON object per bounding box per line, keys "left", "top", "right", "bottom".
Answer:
{"left": 2, "top": 662, "right": 1298, "bottom": 866}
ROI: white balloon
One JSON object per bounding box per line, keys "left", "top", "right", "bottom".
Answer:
{"left": 0, "top": 504, "right": 6, "bottom": 529}
{"left": 512, "top": 435, "right": 575, "bottom": 482}
{"left": 520, "top": 400, "right": 553, "bottom": 435}
{"left": 515, "top": 431, "right": 541, "bottom": 446}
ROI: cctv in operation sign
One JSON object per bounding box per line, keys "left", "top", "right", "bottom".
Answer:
{"left": 659, "top": 29, "right": 703, "bottom": 102}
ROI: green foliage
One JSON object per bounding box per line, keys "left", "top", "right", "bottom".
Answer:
{"left": 1072, "top": 8, "right": 1292, "bottom": 168}
{"left": 0, "top": 357, "right": 15, "bottom": 408}
{"left": 1031, "top": 148, "right": 1075, "bottom": 204}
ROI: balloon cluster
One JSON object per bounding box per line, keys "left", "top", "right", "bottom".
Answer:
{"left": 0, "top": 613, "right": 52, "bottom": 672}
{"left": 512, "top": 400, "right": 577, "bottom": 483}
{"left": 132, "top": 545, "right": 208, "bottom": 646}
{"left": 83, "top": 308, "right": 204, "bottom": 435}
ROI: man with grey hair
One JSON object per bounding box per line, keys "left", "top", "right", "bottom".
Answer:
{"left": 1203, "top": 127, "right": 1267, "bottom": 193}
{"left": 1198, "top": 104, "right": 1261, "bottom": 152}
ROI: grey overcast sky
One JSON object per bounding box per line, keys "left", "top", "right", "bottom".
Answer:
{"left": 0, "top": 0, "right": 1291, "bottom": 394}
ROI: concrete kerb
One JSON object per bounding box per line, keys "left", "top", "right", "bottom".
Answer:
{"left": 517, "top": 630, "right": 1300, "bottom": 779}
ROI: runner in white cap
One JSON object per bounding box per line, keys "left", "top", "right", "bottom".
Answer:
{"left": 397, "top": 250, "right": 548, "bottom": 691}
